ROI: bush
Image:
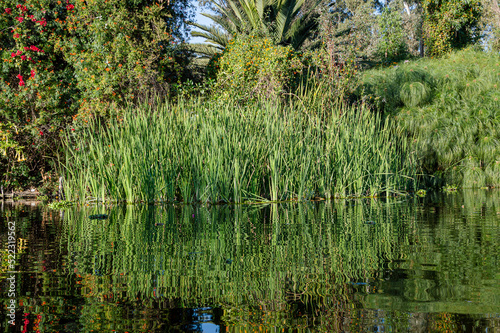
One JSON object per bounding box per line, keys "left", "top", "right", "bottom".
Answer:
{"left": 362, "top": 66, "right": 435, "bottom": 112}
{"left": 0, "top": 0, "right": 193, "bottom": 190}
{"left": 212, "top": 36, "right": 303, "bottom": 102}
{"left": 1, "top": 0, "right": 79, "bottom": 188}
{"left": 62, "top": 0, "right": 192, "bottom": 119}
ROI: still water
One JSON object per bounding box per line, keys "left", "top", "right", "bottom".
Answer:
{"left": 1, "top": 190, "right": 499, "bottom": 332}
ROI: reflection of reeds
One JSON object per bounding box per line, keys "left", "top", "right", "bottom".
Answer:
{"left": 362, "top": 49, "right": 500, "bottom": 188}
{"left": 62, "top": 201, "right": 419, "bottom": 309}
{"left": 63, "top": 98, "right": 416, "bottom": 203}
{"left": 60, "top": 191, "right": 500, "bottom": 329}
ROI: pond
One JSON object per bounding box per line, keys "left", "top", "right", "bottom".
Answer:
{"left": 1, "top": 190, "right": 499, "bottom": 332}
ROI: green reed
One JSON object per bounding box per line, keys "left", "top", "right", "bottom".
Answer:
{"left": 362, "top": 49, "right": 500, "bottom": 188}
{"left": 63, "top": 97, "right": 416, "bottom": 203}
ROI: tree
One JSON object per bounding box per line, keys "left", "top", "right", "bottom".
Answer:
{"left": 481, "top": 0, "right": 500, "bottom": 50}
{"left": 318, "top": 0, "right": 378, "bottom": 62}
{"left": 422, "top": 0, "right": 482, "bottom": 56}
{"left": 188, "top": 0, "right": 321, "bottom": 58}
{"left": 377, "top": 7, "right": 409, "bottom": 61}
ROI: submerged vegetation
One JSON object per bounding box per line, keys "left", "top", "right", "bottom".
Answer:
{"left": 63, "top": 99, "right": 416, "bottom": 204}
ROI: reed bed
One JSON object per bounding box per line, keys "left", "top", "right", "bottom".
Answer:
{"left": 362, "top": 49, "right": 500, "bottom": 188}
{"left": 63, "top": 98, "right": 417, "bottom": 203}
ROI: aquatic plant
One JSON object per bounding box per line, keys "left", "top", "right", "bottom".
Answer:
{"left": 62, "top": 97, "right": 417, "bottom": 203}
{"left": 362, "top": 49, "right": 500, "bottom": 188}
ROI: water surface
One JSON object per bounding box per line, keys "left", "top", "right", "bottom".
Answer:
{"left": 1, "top": 190, "right": 499, "bottom": 332}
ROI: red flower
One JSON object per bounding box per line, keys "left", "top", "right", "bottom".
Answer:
{"left": 17, "top": 75, "right": 25, "bottom": 86}
{"left": 71, "top": 128, "right": 75, "bottom": 131}
{"left": 37, "top": 18, "right": 47, "bottom": 27}
{"left": 39, "top": 131, "right": 43, "bottom": 136}
{"left": 16, "top": 16, "right": 23, "bottom": 23}
{"left": 21, "top": 55, "right": 26, "bottom": 60}
{"left": 16, "top": 50, "right": 22, "bottom": 56}
{"left": 5, "top": 8, "right": 11, "bottom": 14}
{"left": 67, "top": 4, "right": 74, "bottom": 10}
{"left": 11, "top": 52, "right": 16, "bottom": 58}
{"left": 24, "top": 46, "right": 29, "bottom": 51}
{"left": 14, "top": 33, "right": 19, "bottom": 38}
{"left": 30, "top": 69, "right": 35, "bottom": 78}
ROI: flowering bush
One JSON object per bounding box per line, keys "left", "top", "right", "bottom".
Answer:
{"left": 0, "top": 0, "right": 192, "bottom": 190}
{"left": 61, "top": 0, "right": 192, "bottom": 120}
{"left": 1, "top": 0, "right": 79, "bottom": 188}
{"left": 422, "top": 0, "right": 482, "bottom": 56}
{"left": 212, "top": 36, "right": 303, "bottom": 102}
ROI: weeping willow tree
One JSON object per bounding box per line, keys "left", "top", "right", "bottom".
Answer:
{"left": 188, "top": 0, "right": 321, "bottom": 58}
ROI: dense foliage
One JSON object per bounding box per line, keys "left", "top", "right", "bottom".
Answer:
{"left": 1, "top": 0, "right": 497, "bottom": 195}
{"left": 63, "top": 98, "right": 416, "bottom": 203}
{"left": 362, "top": 49, "right": 500, "bottom": 188}
{"left": 422, "top": 0, "right": 482, "bottom": 56}
{"left": 212, "top": 36, "right": 303, "bottom": 101}
{"left": 377, "top": 7, "right": 409, "bottom": 62}
{"left": 0, "top": 0, "right": 192, "bottom": 191}
{"left": 189, "top": 0, "right": 320, "bottom": 58}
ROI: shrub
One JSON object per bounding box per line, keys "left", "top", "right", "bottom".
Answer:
{"left": 212, "top": 36, "right": 303, "bottom": 102}
{"left": 361, "top": 66, "right": 435, "bottom": 112}
{"left": 0, "top": 0, "right": 193, "bottom": 190}
{"left": 1, "top": 0, "right": 79, "bottom": 188}
{"left": 62, "top": 0, "right": 192, "bottom": 119}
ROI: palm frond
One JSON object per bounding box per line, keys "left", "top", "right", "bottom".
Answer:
{"left": 189, "top": 23, "right": 232, "bottom": 49}
{"left": 187, "top": 43, "right": 224, "bottom": 58}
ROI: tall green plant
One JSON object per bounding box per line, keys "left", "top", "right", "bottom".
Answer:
{"left": 377, "top": 7, "right": 409, "bottom": 61}
{"left": 362, "top": 49, "right": 500, "bottom": 188}
{"left": 62, "top": 96, "right": 417, "bottom": 203}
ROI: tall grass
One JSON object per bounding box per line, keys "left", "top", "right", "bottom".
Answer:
{"left": 362, "top": 49, "right": 500, "bottom": 188}
{"left": 63, "top": 98, "right": 416, "bottom": 203}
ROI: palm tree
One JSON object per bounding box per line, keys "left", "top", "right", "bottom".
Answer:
{"left": 188, "top": 0, "right": 321, "bottom": 58}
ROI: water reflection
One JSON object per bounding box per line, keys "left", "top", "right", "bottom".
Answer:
{"left": 0, "top": 190, "right": 499, "bottom": 331}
